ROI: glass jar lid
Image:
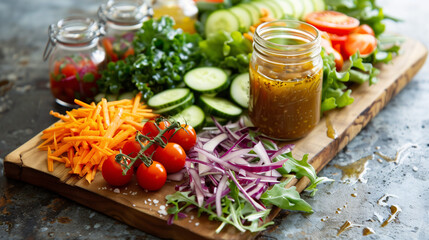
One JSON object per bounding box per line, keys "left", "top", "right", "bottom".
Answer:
{"left": 98, "top": 0, "right": 151, "bottom": 25}
{"left": 43, "top": 17, "right": 101, "bottom": 61}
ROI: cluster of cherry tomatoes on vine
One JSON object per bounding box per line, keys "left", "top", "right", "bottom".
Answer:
{"left": 101, "top": 118, "right": 197, "bottom": 191}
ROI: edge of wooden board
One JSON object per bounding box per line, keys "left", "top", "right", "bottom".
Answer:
{"left": 4, "top": 37, "right": 428, "bottom": 240}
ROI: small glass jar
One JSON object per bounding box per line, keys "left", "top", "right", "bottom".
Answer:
{"left": 249, "top": 20, "right": 323, "bottom": 140}
{"left": 43, "top": 17, "right": 106, "bottom": 107}
{"left": 98, "top": 0, "right": 152, "bottom": 62}
{"left": 152, "top": 0, "right": 198, "bottom": 34}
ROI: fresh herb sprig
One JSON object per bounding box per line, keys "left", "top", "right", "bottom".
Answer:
{"left": 98, "top": 17, "right": 202, "bottom": 100}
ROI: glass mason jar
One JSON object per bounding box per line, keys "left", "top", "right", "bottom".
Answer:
{"left": 43, "top": 17, "right": 106, "bottom": 107}
{"left": 249, "top": 20, "right": 323, "bottom": 140}
{"left": 98, "top": 0, "right": 152, "bottom": 62}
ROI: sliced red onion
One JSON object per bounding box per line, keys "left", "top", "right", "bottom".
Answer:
{"left": 216, "top": 175, "right": 229, "bottom": 217}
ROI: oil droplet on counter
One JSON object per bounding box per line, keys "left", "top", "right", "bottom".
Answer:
{"left": 374, "top": 143, "right": 418, "bottom": 165}
{"left": 337, "top": 221, "right": 355, "bottom": 236}
{"left": 334, "top": 155, "right": 373, "bottom": 183}
{"left": 377, "top": 194, "right": 398, "bottom": 207}
{"left": 321, "top": 216, "right": 329, "bottom": 222}
{"left": 363, "top": 227, "right": 375, "bottom": 236}
{"left": 351, "top": 193, "right": 357, "bottom": 197}
{"left": 325, "top": 115, "right": 337, "bottom": 139}
{"left": 381, "top": 205, "right": 402, "bottom": 227}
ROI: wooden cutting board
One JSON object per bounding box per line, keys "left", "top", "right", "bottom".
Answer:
{"left": 4, "top": 37, "right": 427, "bottom": 240}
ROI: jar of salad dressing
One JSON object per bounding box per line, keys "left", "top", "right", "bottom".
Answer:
{"left": 249, "top": 20, "right": 323, "bottom": 140}
{"left": 43, "top": 17, "right": 106, "bottom": 107}
{"left": 98, "top": 0, "right": 152, "bottom": 62}
{"left": 152, "top": 0, "right": 198, "bottom": 33}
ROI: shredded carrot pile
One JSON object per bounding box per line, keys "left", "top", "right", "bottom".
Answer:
{"left": 243, "top": 8, "right": 277, "bottom": 42}
{"left": 38, "top": 93, "right": 158, "bottom": 183}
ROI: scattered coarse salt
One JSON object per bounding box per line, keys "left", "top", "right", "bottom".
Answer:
{"left": 148, "top": 198, "right": 152, "bottom": 202}
{"left": 123, "top": 193, "right": 128, "bottom": 195}
{"left": 113, "top": 188, "right": 120, "bottom": 194}
{"left": 195, "top": 222, "right": 199, "bottom": 226}
{"left": 89, "top": 212, "right": 95, "bottom": 218}
{"left": 94, "top": 223, "right": 101, "bottom": 229}
{"left": 149, "top": 203, "right": 152, "bottom": 206}
{"left": 159, "top": 205, "right": 165, "bottom": 210}
{"left": 158, "top": 207, "right": 168, "bottom": 216}
{"left": 190, "top": 215, "right": 194, "bottom": 220}
{"left": 153, "top": 199, "right": 159, "bottom": 204}
{"left": 144, "top": 200, "right": 147, "bottom": 204}
{"left": 133, "top": 204, "right": 136, "bottom": 207}
{"left": 412, "top": 166, "right": 419, "bottom": 172}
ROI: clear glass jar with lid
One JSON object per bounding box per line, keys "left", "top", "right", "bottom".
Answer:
{"left": 98, "top": 0, "right": 152, "bottom": 62}
{"left": 43, "top": 17, "right": 106, "bottom": 107}
{"left": 249, "top": 20, "right": 323, "bottom": 140}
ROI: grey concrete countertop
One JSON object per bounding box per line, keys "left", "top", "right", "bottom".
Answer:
{"left": 0, "top": 0, "right": 428, "bottom": 239}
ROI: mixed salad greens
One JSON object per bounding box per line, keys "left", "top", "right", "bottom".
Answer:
{"left": 92, "top": 0, "right": 402, "bottom": 233}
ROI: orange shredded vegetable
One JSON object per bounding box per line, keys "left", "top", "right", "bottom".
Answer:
{"left": 38, "top": 93, "right": 158, "bottom": 183}
{"left": 245, "top": 8, "right": 278, "bottom": 42}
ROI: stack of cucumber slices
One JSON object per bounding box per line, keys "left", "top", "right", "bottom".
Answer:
{"left": 148, "top": 67, "right": 250, "bottom": 130}
{"left": 205, "top": 0, "right": 325, "bottom": 37}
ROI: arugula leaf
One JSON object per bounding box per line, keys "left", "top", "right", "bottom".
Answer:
{"left": 261, "top": 180, "right": 313, "bottom": 213}
{"left": 305, "top": 177, "right": 335, "bottom": 197}
{"left": 98, "top": 17, "right": 202, "bottom": 100}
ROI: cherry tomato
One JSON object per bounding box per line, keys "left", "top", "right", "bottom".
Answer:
{"left": 142, "top": 119, "right": 173, "bottom": 139}
{"left": 136, "top": 161, "right": 167, "bottom": 191}
{"left": 170, "top": 124, "right": 197, "bottom": 151}
{"left": 122, "top": 139, "right": 157, "bottom": 168}
{"left": 152, "top": 142, "right": 186, "bottom": 173}
{"left": 102, "top": 155, "right": 133, "bottom": 187}
{"left": 320, "top": 32, "right": 344, "bottom": 71}
{"left": 352, "top": 24, "right": 375, "bottom": 36}
{"left": 344, "top": 33, "right": 377, "bottom": 58}
{"left": 61, "top": 64, "right": 77, "bottom": 77}
{"left": 306, "top": 11, "right": 360, "bottom": 35}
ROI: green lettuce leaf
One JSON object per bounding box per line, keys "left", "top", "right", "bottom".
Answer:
{"left": 261, "top": 179, "right": 313, "bottom": 213}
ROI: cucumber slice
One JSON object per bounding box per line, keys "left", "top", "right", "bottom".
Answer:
{"left": 148, "top": 88, "right": 191, "bottom": 109}
{"left": 264, "top": 0, "right": 284, "bottom": 19}
{"left": 286, "top": 0, "right": 304, "bottom": 19}
{"left": 302, "top": 0, "right": 315, "bottom": 19}
{"left": 171, "top": 105, "right": 205, "bottom": 130}
{"left": 199, "top": 95, "right": 242, "bottom": 119}
{"left": 184, "top": 67, "right": 228, "bottom": 94}
{"left": 238, "top": 4, "right": 261, "bottom": 25}
{"left": 311, "top": 0, "right": 326, "bottom": 12}
{"left": 229, "top": 7, "right": 252, "bottom": 29}
{"left": 205, "top": 10, "right": 240, "bottom": 36}
{"left": 250, "top": 2, "right": 276, "bottom": 18}
{"left": 230, "top": 73, "right": 250, "bottom": 108}
{"left": 118, "top": 92, "right": 135, "bottom": 100}
{"left": 272, "top": 0, "right": 294, "bottom": 18}
{"left": 154, "top": 92, "right": 194, "bottom": 116}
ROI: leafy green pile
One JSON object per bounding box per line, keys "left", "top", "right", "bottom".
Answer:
{"left": 321, "top": 48, "right": 378, "bottom": 113}
{"left": 97, "top": 17, "right": 202, "bottom": 100}
{"left": 199, "top": 30, "right": 253, "bottom": 73}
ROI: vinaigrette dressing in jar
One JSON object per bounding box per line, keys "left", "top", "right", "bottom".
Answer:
{"left": 249, "top": 20, "right": 323, "bottom": 140}
{"left": 152, "top": 0, "right": 198, "bottom": 33}
{"left": 43, "top": 17, "right": 106, "bottom": 107}
{"left": 98, "top": 0, "right": 152, "bottom": 62}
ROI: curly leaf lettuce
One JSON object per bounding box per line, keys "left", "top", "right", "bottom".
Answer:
{"left": 199, "top": 30, "right": 252, "bottom": 73}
